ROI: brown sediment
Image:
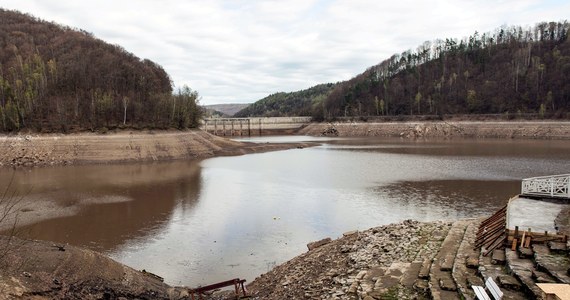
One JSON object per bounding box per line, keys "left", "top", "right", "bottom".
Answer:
{"left": 298, "top": 120, "right": 570, "bottom": 139}
{"left": 0, "top": 235, "right": 194, "bottom": 299}
{"left": 0, "top": 129, "right": 314, "bottom": 168}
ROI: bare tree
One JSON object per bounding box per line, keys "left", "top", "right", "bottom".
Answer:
{"left": 0, "top": 173, "right": 25, "bottom": 267}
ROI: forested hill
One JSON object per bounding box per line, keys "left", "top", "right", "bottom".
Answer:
{"left": 234, "top": 83, "right": 336, "bottom": 118}
{"left": 0, "top": 9, "right": 201, "bottom": 132}
{"left": 317, "top": 21, "right": 570, "bottom": 120}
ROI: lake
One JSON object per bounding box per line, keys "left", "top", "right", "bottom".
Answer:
{"left": 3, "top": 136, "right": 570, "bottom": 286}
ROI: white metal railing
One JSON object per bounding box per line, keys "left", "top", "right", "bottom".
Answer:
{"left": 521, "top": 174, "right": 570, "bottom": 198}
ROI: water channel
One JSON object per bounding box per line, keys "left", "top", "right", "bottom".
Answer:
{"left": 3, "top": 136, "right": 570, "bottom": 286}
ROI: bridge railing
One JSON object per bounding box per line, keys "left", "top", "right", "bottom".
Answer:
{"left": 521, "top": 174, "right": 570, "bottom": 198}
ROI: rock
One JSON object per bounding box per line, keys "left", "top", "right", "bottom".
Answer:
{"left": 518, "top": 247, "right": 533, "bottom": 259}
{"left": 439, "top": 277, "right": 457, "bottom": 291}
{"left": 532, "top": 270, "right": 557, "bottom": 283}
{"left": 466, "top": 256, "right": 479, "bottom": 269}
{"left": 343, "top": 230, "right": 358, "bottom": 237}
{"left": 307, "top": 238, "right": 332, "bottom": 251}
{"left": 356, "top": 270, "right": 368, "bottom": 280}
{"left": 497, "top": 274, "right": 521, "bottom": 290}
{"left": 413, "top": 279, "right": 429, "bottom": 291}
{"left": 491, "top": 249, "right": 505, "bottom": 265}
{"left": 466, "top": 275, "right": 483, "bottom": 288}
{"left": 548, "top": 241, "right": 568, "bottom": 253}
{"left": 418, "top": 259, "right": 431, "bottom": 279}
{"left": 322, "top": 127, "right": 339, "bottom": 136}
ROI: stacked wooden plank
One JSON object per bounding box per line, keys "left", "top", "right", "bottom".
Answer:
{"left": 475, "top": 205, "right": 507, "bottom": 256}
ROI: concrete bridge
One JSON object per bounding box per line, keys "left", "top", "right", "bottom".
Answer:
{"left": 201, "top": 117, "right": 312, "bottom": 136}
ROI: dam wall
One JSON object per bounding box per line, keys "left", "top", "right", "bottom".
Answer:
{"left": 202, "top": 117, "right": 312, "bottom": 136}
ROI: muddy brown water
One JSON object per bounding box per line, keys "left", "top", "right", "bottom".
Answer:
{"left": 2, "top": 137, "right": 569, "bottom": 287}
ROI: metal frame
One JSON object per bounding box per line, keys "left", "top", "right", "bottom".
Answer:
{"left": 521, "top": 174, "right": 570, "bottom": 199}
{"left": 190, "top": 278, "right": 248, "bottom": 300}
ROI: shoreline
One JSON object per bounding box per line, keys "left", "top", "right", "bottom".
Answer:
{"left": 1, "top": 120, "right": 569, "bottom": 168}
{"left": 299, "top": 120, "right": 570, "bottom": 139}
{"left": 0, "top": 126, "right": 569, "bottom": 298}
{"left": 0, "top": 130, "right": 315, "bottom": 232}
{"left": 0, "top": 129, "right": 314, "bottom": 168}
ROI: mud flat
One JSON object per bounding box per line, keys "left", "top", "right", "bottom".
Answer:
{"left": 298, "top": 121, "right": 570, "bottom": 139}
{"left": 0, "top": 129, "right": 312, "bottom": 167}
{"left": 0, "top": 236, "right": 193, "bottom": 299}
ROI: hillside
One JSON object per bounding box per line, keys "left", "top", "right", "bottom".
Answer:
{"left": 318, "top": 21, "right": 570, "bottom": 120}
{"left": 0, "top": 9, "right": 200, "bottom": 132}
{"left": 234, "top": 83, "right": 336, "bottom": 118}
{"left": 204, "top": 103, "right": 250, "bottom": 117}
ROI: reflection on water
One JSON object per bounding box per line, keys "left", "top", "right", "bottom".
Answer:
{"left": 2, "top": 137, "right": 570, "bottom": 287}
{"left": 377, "top": 180, "right": 520, "bottom": 218}
{"left": 12, "top": 161, "right": 202, "bottom": 252}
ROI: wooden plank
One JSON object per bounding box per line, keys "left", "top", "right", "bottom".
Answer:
{"left": 477, "top": 224, "right": 507, "bottom": 244}
{"left": 473, "top": 285, "right": 491, "bottom": 300}
{"left": 506, "top": 229, "right": 565, "bottom": 238}
{"left": 478, "top": 206, "right": 507, "bottom": 230}
{"left": 192, "top": 278, "right": 246, "bottom": 294}
{"left": 477, "top": 223, "right": 506, "bottom": 239}
{"left": 484, "top": 236, "right": 507, "bottom": 256}
{"left": 477, "top": 227, "right": 506, "bottom": 248}
{"left": 533, "top": 236, "right": 567, "bottom": 243}
{"left": 477, "top": 219, "right": 507, "bottom": 237}
{"left": 520, "top": 231, "right": 526, "bottom": 248}
{"left": 479, "top": 214, "right": 506, "bottom": 230}
{"left": 478, "top": 213, "right": 506, "bottom": 232}
{"left": 486, "top": 277, "right": 504, "bottom": 300}
{"left": 511, "top": 238, "right": 518, "bottom": 251}
{"left": 481, "top": 232, "right": 506, "bottom": 251}
{"left": 524, "top": 236, "right": 531, "bottom": 248}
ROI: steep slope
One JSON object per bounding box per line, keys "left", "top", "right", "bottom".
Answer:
{"left": 0, "top": 9, "right": 200, "bottom": 132}
{"left": 320, "top": 21, "right": 570, "bottom": 120}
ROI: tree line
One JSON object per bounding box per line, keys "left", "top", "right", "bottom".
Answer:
{"left": 316, "top": 21, "right": 570, "bottom": 120}
{"left": 0, "top": 9, "right": 201, "bottom": 132}
{"left": 234, "top": 83, "right": 336, "bottom": 117}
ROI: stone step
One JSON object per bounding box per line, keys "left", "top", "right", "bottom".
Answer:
{"left": 533, "top": 244, "right": 570, "bottom": 284}
{"left": 347, "top": 222, "right": 452, "bottom": 300}
{"left": 478, "top": 247, "right": 527, "bottom": 299}
{"left": 506, "top": 248, "right": 558, "bottom": 299}
{"left": 400, "top": 261, "right": 423, "bottom": 288}
{"left": 451, "top": 219, "right": 480, "bottom": 300}
{"left": 491, "top": 249, "right": 506, "bottom": 265}
{"left": 429, "top": 220, "right": 470, "bottom": 300}
{"left": 497, "top": 274, "right": 522, "bottom": 291}
{"left": 548, "top": 241, "right": 568, "bottom": 254}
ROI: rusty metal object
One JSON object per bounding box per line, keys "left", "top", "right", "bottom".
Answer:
{"left": 190, "top": 278, "right": 248, "bottom": 300}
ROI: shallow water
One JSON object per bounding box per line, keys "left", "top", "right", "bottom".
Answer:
{"left": 3, "top": 137, "right": 570, "bottom": 286}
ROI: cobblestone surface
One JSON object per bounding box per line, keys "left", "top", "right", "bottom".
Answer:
{"left": 245, "top": 220, "right": 451, "bottom": 300}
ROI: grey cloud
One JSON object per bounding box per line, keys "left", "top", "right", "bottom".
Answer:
{"left": 1, "top": 0, "right": 568, "bottom": 104}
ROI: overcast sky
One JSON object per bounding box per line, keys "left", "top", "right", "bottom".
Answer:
{"left": 1, "top": 1, "right": 569, "bottom": 105}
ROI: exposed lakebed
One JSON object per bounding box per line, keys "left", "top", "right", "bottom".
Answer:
{"left": 4, "top": 136, "right": 570, "bottom": 287}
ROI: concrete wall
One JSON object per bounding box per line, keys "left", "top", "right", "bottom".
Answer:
{"left": 202, "top": 117, "right": 312, "bottom": 136}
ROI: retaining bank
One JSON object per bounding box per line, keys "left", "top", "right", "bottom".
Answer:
{"left": 298, "top": 121, "right": 570, "bottom": 139}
